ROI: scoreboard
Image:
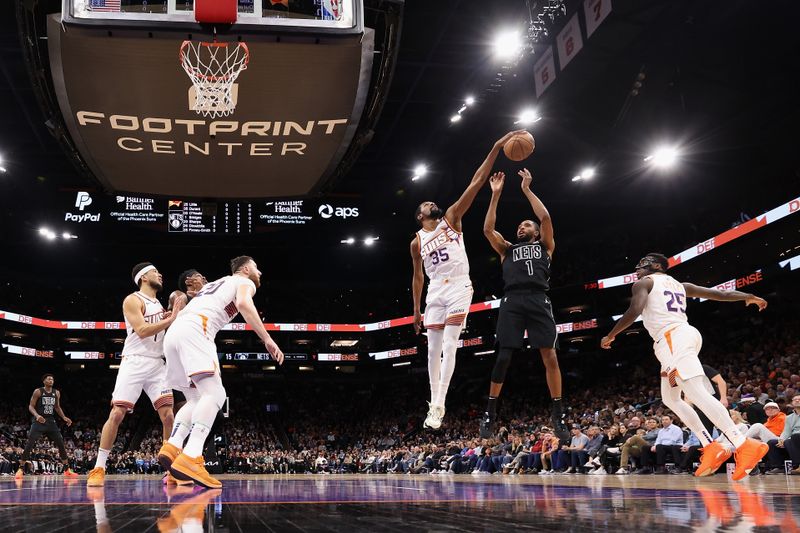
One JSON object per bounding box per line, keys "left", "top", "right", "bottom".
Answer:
{"left": 64, "top": 192, "right": 360, "bottom": 235}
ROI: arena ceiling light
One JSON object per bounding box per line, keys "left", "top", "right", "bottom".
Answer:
{"left": 38, "top": 227, "right": 57, "bottom": 241}
{"left": 449, "top": 114, "right": 462, "bottom": 124}
{"left": 644, "top": 145, "right": 680, "bottom": 169}
{"left": 364, "top": 236, "right": 379, "bottom": 246}
{"left": 0, "top": 154, "right": 6, "bottom": 173}
{"left": 465, "top": 96, "right": 475, "bottom": 106}
{"left": 493, "top": 30, "right": 523, "bottom": 60}
{"left": 572, "top": 167, "right": 595, "bottom": 182}
{"left": 515, "top": 108, "right": 541, "bottom": 125}
{"left": 411, "top": 164, "right": 428, "bottom": 181}
{"left": 340, "top": 237, "right": 356, "bottom": 245}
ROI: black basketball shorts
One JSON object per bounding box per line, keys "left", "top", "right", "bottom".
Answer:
{"left": 495, "top": 291, "right": 559, "bottom": 350}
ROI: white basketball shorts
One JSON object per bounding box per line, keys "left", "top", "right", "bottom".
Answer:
{"left": 111, "top": 354, "right": 172, "bottom": 411}
{"left": 424, "top": 276, "right": 473, "bottom": 330}
{"left": 164, "top": 315, "right": 221, "bottom": 391}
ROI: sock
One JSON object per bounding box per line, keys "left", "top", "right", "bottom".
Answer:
{"left": 168, "top": 398, "right": 198, "bottom": 448}
{"left": 183, "top": 395, "right": 220, "bottom": 457}
{"left": 167, "top": 421, "right": 191, "bottom": 449}
{"left": 487, "top": 397, "right": 498, "bottom": 417}
{"left": 95, "top": 448, "right": 110, "bottom": 470}
{"left": 680, "top": 375, "right": 745, "bottom": 448}
{"left": 660, "top": 376, "right": 714, "bottom": 446}
{"left": 183, "top": 422, "right": 212, "bottom": 458}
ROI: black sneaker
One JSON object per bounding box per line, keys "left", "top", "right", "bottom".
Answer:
{"left": 551, "top": 402, "right": 570, "bottom": 444}
{"left": 479, "top": 411, "right": 494, "bottom": 439}
{"left": 633, "top": 467, "right": 652, "bottom": 475}
{"left": 764, "top": 467, "right": 783, "bottom": 475}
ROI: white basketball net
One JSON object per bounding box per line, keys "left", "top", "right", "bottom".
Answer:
{"left": 179, "top": 41, "right": 249, "bottom": 118}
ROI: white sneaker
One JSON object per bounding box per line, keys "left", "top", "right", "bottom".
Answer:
{"left": 423, "top": 402, "right": 440, "bottom": 429}
{"left": 590, "top": 467, "right": 607, "bottom": 476}
{"left": 615, "top": 467, "right": 629, "bottom": 475}
{"left": 583, "top": 460, "right": 595, "bottom": 468}
{"left": 564, "top": 467, "right": 574, "bottom": 474}
{"left": 591, "top": 457, "right": 602, "bottom": 467}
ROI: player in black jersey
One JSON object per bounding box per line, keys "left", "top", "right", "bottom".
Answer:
{"left": 15, "top": 374, "right": 78, "bottom": 479}
{"left": 479, "top": 169, "right": 569, "bottom": 443}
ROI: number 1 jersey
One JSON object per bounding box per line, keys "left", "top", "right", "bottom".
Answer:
{"left": 502, "top": 241, "right": 550, "bottom": 292}
{"left": 641, "top": 273, "right": 688, "bottom": 340}
{"left": 417, "top": 218, "right": 470, "bottom": 281}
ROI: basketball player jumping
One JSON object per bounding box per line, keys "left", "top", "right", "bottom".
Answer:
{"left": 159, "top": 256, "right": 284, "bottom": 488}
{"left": 169, "top": 269, "right": 208, "bottom": 414}
{"left": 601, "top": 253, "right": 769, "bottom": 480}
{"left": 15, "top": 374, "right": 77, "bottom": 479}
{"left": 87, "top": 262, "right": 179, "bottom": 487}
{"left": 479, "top": 169, "right": 569, "bottom": 443}
{"left": 411, "top": 130, "right": 524, "bottom": 430}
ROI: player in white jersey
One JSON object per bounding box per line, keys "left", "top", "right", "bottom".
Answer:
{"left": 87, "top": 262, "right": 179, "bottom": 486}
{"left": 601, "top": 253, "right": 769, "bottom": 481}
{"left": 159, "top": 255, "right": 284, "bottom": 488}
{"left": 411, "top": 130, "right": 523, "bottom": 429}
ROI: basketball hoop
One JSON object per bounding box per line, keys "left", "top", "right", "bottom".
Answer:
{"left": 179, "top": 40, "right": 249, "bottom": 118}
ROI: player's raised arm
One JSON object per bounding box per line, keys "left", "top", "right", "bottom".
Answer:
{"left": 601, "top": 277, "right": 654, "bottom": 349}
{"left": 483, "top": 172, "right": 510, "bottom": 259}
{"left": 122, "top": 294, "right": 174, "bottom": 338}
{"left": 28, "top": 389, "right": 44, "bottom": 423}
{"left": 682, "top": 283, "right": 768, "bottom": 310}
{"left": 445, "top": 130, "right": 525, "bottom": 231}
{"left": 410, "top": 237, "right": 425, "bottom": 335}
{"left": 519, "top": 168, "right": 554, "bottom": 256}
{"left": 235, "top": 283, "right": 284, "bottom": 365}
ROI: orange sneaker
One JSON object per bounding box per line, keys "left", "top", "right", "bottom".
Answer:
{"left": 14, "top": 469, "right": 23, "bottom": 480}
{"left": 158, "top": 442, "right": 182, "bottom": 471}
{"left": 732, "top": 438, "right": 768, "bottom": 481}
{"left": 63, "top": 468, "right": 78, "bottom": 478}
{"left": 169, "top": 453, "right": 221, "bottom": 489}
{"left": 694, "top": 441, "right": 732, "bottom": 477}
{"left": 164, "top": 472, "right": 193, "bottom": 486}
{"left": 732, "top": 484, "right": 775, "bottom": 526}
{"left": 87, "top": 467, "right": 106, "bottom": 487}
{"left": 696, "top": 488, "right": 735, "bottom": 524}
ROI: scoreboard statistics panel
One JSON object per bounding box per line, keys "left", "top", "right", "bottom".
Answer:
{"left": 63, "top": 191, "right": 360, "bottom": 234}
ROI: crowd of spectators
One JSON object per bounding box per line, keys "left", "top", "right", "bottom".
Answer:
{"left": 1, "top": 307, "right": 798, "bottom": 479}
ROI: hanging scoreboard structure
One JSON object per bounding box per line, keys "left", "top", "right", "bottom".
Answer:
{"left": 17, "top": 0, "right": 403, "bottom": 198}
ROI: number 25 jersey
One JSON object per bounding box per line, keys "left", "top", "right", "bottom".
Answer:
{"left": 641, "top": 273, "right": 689, "bottom": 340}
{"left": 417, "top": 218, "right": 470, "bottom": 281}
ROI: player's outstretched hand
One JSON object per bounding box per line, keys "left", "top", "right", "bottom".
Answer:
{"left": 489, "top": 172, "right": 505, "bottom": 193}
{"left": 600, "top": 336, "right": 615, "bottom": 349}
{"left": 265, "top": 337, "right": 284, "bottom": 365}
{"left": 413, "top": 310, "right": 423, "bottom": 335}
{"left": 494, "top": 130, "right": 528, "bottom": 149}
{"left": 63, "top": 417, "right": 73, "bottom": 427}
{"left": 518, "top": 168, "right": 533, "bottom": 191}
{"left": 745, "top": 295, "right": 767, "bottom": 311}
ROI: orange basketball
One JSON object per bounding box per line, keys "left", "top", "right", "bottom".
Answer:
{"left": 503, "top": 131, "right": 535, "bottom": 161}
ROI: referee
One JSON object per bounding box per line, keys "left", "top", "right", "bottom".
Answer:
{"left": 479, "top": 169, "right": 569, "bottom": 443}
{"left": 15, "top": 374, "right": 77, "bottom": 478}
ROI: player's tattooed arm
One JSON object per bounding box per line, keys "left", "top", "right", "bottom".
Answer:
{"left": 519, "top": 168, "right": 555, "bottom": 256}
{"left": 682, "top": 283, "right": 767, "bottom": 310}
{"left": 410, "top": 237, "right": 425, "bottom": 335}
{"left": 445, "top": 130, "right": 526, "bottom": 231}
{"left": 601, "top": 277, "right": 654, "bottom": 349}
{"left": 484, "top": 172, "right": 510, "bottom": 260}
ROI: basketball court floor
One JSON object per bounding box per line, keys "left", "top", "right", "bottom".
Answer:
{"left": 2, "top": 474, "right": 798, "bottom": 531}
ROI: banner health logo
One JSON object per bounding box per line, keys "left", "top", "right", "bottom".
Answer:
{"left": 66, "top": 191, "right": 100, "bottom": 222}
{"left": 318, "top": 204, "right": 359, "bottom": 220}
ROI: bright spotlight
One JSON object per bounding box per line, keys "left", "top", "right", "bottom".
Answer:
{"left": 645, "top": 146, "right": 679, "bottom": 168}
{"left": 572, "top": 175, "right": 582, "bottom": 182}
{"left": 0, "top": 166, "right": 6, "bottom": 173}
{"left": 465, "top": 96, "right": 475, "bottom": 106}
{"left": 450, "top": 114, "right": 462, "bottom": 123}
{"left": 45, "top": 232, "right": 57, "bottom": 241}
{"left": 364, "top": 236, "right": 379, "bottom": 246}
{"left": 62, "top": 232, "right": 71, "bottom": 240}
{"left": 515, "top": 108, "right": 541, "bottom": 125}
{"left": 38, "top": 227, "right": 49, "bottom": 236}
{"left": 580, "top": 167, "right": 595, "bottom": 179}
{"left": 340, "top": 237, "right": 356, "bottom": 245}
{"left": 413, "top": 164, "right": 428, "bottom": 177}
{"left": 493, "top": 30, "right": 523, "bottom": 60}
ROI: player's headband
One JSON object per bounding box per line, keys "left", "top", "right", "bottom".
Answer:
{"left": 134, "top": 265, "right": 157, "bottom": 285}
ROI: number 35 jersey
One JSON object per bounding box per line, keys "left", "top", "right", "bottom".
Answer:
{"left": 417, "top": 218, "right": 470, "bottom": 281}
{"left": 641, "top": 273, "right": 689, "bottom": 341}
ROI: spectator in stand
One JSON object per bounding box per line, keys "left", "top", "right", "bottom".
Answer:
{"left": 539, "top": 432, "right": 559, "bottom": 474}
{"left": 592, "top": 425, "right": 623, "bottom": 475}
{"left": 767, "top": 395, "right": 800, "bottom": 475}
{"left": 739, "top": 394, "right": 767, "bottom": 425}
{"left": 581, "top": 426, "right": 604, "bottom": 472}
{"left": 561, "top": 425, "right": 589, "bottom": 474}
{"left": 744, "top": 401, "right": 785, "bottom": 446}
{"left": 616, "top": 418, "right": 659, "bottom": 474}
{"left": 636, "top": 415, "right": 684, "bottom": 475}
{"left": 672, "top": 430, "right": 701, "bottom": 475}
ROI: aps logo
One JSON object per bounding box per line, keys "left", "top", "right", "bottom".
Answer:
{"left": 318, "top": 204, "right": 359, "bottom": 220}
